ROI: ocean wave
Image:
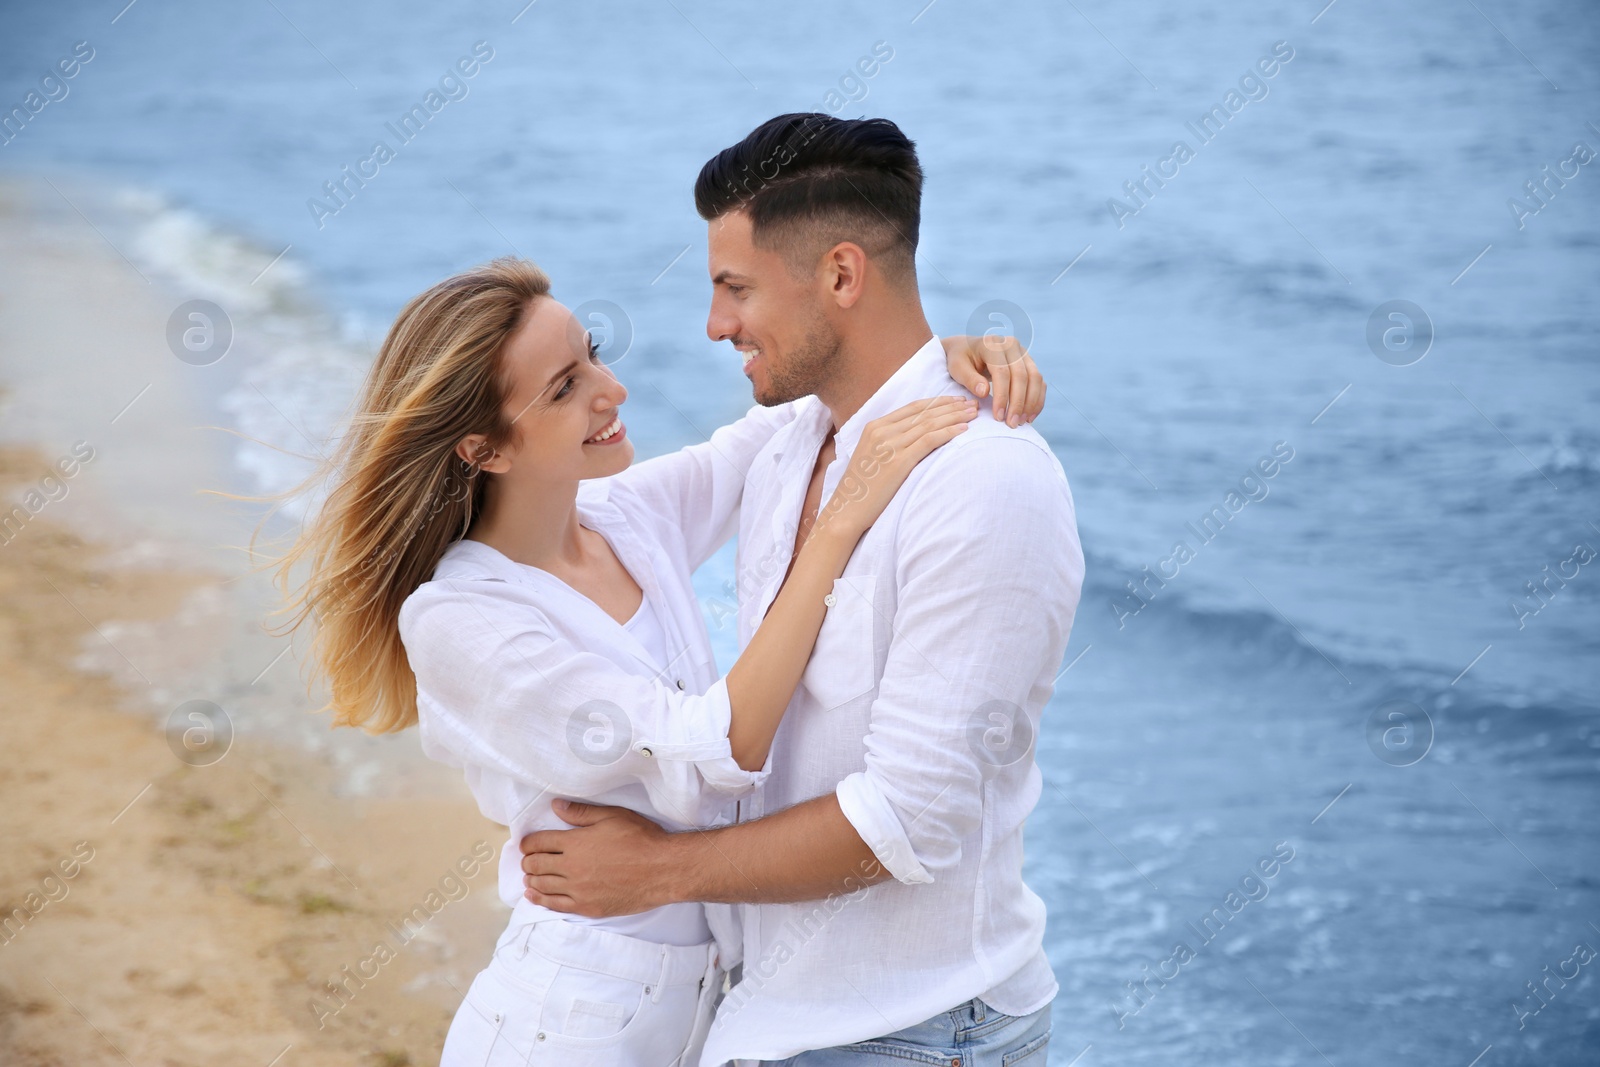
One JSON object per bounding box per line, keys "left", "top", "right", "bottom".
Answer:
{"left": 1531, "top": 431, "right": 1600, "bottom": 481}
{"left": 103, "top": 183, "right": 375, "bottom": 517}
{"left": 1076, "top": 549, "right": 1597, "bottom": 728}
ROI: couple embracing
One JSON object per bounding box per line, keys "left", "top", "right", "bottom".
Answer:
{"left": 280, "top": 113, "right": 1084, "bottom": 1066}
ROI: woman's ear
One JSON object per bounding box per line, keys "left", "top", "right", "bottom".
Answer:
{"left": 455, "top": 434, "right": 510, "bottom": 474}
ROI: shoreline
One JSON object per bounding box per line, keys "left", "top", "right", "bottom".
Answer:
{"left": 0, "top": 174, "right": 505, "bottom": 1065}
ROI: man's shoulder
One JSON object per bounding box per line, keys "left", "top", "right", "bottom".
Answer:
{"left": 889, "top": 415, "right": 1075, "bottom": 537}
{"left": 889, "top": 418, "right": 1083, "bottom": 585}
{"left": 919, "top": 414, "right": 1068, "bottom": 485}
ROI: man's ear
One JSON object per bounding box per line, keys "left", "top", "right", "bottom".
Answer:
{"left": 455, "top": 434, "right": 511, "bottom": 474}
{"left": 822, "top": 241, "right": 868, "bottom": 309}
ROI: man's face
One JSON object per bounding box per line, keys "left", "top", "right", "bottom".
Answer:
{"left": 705, "top": 209, "right": 843, "bottom": 406}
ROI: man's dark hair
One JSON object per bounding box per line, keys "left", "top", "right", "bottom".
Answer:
{"left": 694, "top": 113, "right": 923, "bottom": 283}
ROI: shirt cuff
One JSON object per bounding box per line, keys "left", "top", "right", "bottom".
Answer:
{"left": 835, "top": 771, "right": 933, "bottom": 885}
{"left": 640, "top": 675, "right": 770, "bottom": 797}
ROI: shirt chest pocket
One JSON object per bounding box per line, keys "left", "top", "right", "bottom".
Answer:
{"left": 800, "top": 573, "right": 879, "bottom": 710}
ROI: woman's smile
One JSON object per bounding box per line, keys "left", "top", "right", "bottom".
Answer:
{"left": 584, "top": 414, "right": 627, "bottom": 445}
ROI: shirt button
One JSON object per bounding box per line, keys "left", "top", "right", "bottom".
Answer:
{"left": 824, "top": 593, "right": 837, "bottom": 607}
{"left": 676, "top": 678, "right": 686, "bottom": 690}
{"left": 640, "top": 746, "right": 654, "bottom": 757}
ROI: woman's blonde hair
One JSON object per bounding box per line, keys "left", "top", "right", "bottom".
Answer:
{"left": 272, "top": 256, "right": 551, "bottom": 733}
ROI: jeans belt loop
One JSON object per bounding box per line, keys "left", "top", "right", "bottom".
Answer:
{"left": 650, "top": 946, "right": 671, "bottom": 1005}
{"left": 515, "top": 920, "right": 538, "bottom": 960}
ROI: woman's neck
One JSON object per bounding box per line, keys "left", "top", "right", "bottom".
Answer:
{"left": 468, "top": 475, "right": 590, "bottom": 573}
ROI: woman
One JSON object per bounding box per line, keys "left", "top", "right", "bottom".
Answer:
{"left": 275, "top": 257, "right": 1046, "bottom": 1065}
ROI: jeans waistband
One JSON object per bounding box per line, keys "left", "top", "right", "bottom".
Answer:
{"left": 497, "top": 914, "right": 716, "bottom": 988}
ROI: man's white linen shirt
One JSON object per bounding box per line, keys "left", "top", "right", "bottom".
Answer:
{"left": 700, "top": 335, "right": 1085, "bottom": 1064}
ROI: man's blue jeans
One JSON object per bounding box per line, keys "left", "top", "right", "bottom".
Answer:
{"left": 766, "top": 997, "right": 1052, "bottom": 1065}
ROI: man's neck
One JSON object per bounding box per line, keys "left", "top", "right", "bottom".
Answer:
{"left": 819, "top": 300, "right": 934, "bottom": 431}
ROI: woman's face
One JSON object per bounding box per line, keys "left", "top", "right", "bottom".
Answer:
{"left": 488, "top": 296, "right": 633, "bottom": 484}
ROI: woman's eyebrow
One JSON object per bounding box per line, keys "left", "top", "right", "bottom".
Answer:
{"left": 507, "top": 359, "right": 581, "bottom": 426}
{"left": 539, "top": 360, "right": 579, "bottom": 394}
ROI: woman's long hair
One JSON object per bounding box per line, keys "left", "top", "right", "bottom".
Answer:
{"left": 272, "top": 257, "right": 551, "bottom": 733}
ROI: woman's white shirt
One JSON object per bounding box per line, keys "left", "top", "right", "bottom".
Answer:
{"left": 621, "top": 593, "right": 671, "bottom": 684}
{"left": 605, "top": 594, "right": 711, "bottom": 946}
{"left": 397, "top": 400, "right": 800, "bottom": 958}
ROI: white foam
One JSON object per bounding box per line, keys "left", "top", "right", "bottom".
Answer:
{"left": 108, "top": 185, "right": 374, "bottom": 519}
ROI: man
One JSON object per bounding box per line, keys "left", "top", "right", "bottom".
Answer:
{"left": 521, "top": 113, "right": 1085, "bottom": 1065}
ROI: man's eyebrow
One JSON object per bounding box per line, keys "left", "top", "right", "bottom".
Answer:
{"left": 713, "top": 270, "right": 753, "bottom": 285}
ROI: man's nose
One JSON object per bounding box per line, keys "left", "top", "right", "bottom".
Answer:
{"left": 706, "top": 300, "right": 736, "bottom": 343}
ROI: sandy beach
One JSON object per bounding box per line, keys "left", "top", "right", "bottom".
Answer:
{"left": 0, "top": 176, "right": 506, "bottom": 1066}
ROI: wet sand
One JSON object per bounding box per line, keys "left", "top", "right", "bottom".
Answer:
{"left": 0, "top": 177, "right": 507, "bottom": 1066}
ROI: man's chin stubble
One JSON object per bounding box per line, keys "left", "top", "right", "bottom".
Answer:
{"left": 760, "top": 323, "right": 842, "bottom": 406}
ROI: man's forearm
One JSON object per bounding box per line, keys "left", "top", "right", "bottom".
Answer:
{"left": 661, "top": 793, "right": 892, "bottom": 905}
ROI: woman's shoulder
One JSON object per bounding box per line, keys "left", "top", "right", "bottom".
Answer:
{"left": 399, "top": 541, "right": 542, "bottom": 639}
{"left": 577, "top": 476, "right": 675, "bottom": 552}
{"left": 403, "top": 541, "right": 498, "bottom": 605}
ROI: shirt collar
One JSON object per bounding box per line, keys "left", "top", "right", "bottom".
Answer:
{"left": 769, "top": 395, "right": 831, "bottom": 466}
{"left": 831, "top": 332, "right": 952, "bottom": 468}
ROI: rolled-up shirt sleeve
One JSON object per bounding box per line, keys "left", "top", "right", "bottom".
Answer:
{"left": 605, "top": 400, "right": 799, "bottom": 571}
{"left": 399, "top": 581, "right": 770, "bottom": 828}
{"left": 835, "top": 436, "right": 1085, "bottom": 884}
